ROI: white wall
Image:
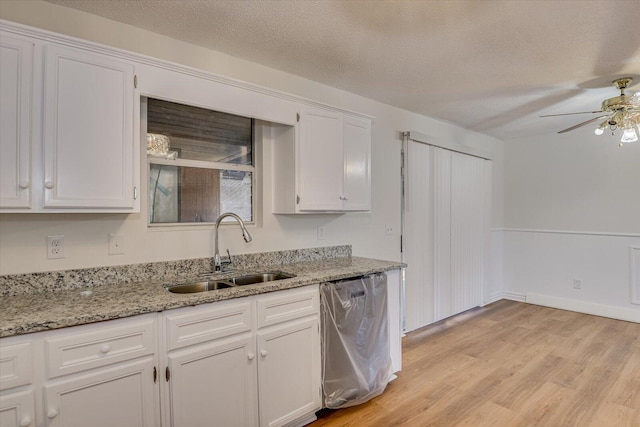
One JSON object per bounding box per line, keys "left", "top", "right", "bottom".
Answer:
{"left": 0, "top": 1, "right": 504, "bottom": 276}
{"left": 503, "top": 129, "right": 640, "bottom": 320}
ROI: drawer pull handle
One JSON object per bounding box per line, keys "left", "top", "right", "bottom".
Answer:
{"left": 44, "top": 181, "right": 54, "bottom": 189}
{"left": 247, "top": 352, "right": 255, "bottom": 360}
{"left": 260, "top": 349, "right": 268, "bottom": 357}
{"left": 19, "top": 416, "right": 32, "bottom": 427}
{"left": 47, "top": 409, "right": 58, "bottom": 419}
{"left": 99, "top": 344, "right": 111, "bottom": 354}
{"left": 19, "top": 181, "right": 30, "bottom": 190}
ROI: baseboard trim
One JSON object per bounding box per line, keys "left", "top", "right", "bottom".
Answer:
{"left": 526, "top": 292, "right": 640, "bottom": 323}
{"left": 483, "top": 291, "right": 505, "bottom": 305}
{"left": 284, "top": 412, "right": 317, "bottom": 427}
{"left": 484, "top": 291, "right": 526, "bottom": 305}
{"left": 502, "top": 291, "right": 526, "bottom": 302}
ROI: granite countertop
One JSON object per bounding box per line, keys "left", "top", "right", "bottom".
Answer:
{"left": 0, "top": 256, "right": 404, "bottom": 338}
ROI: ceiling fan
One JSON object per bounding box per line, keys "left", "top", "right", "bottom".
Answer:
{"left": 541, "top": 77, "right": 640, "bottom": 145}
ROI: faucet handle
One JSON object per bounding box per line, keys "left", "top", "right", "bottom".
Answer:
{"left": 219, "top": 249, "right": 233, "bottom": 272}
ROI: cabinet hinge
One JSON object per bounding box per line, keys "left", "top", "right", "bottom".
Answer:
{"left": 296, "top": 113, "right": 300, "bottom": 122}
{"left": 165, "top": 366, "right": 171, "bottom": 382}
{"left": 153, "top": 366, "right": 157, "bottom": 383}
{"left": 133, "top": 187, "right": 138, "bottom": 200}
{"left": 296, "top": 195, "right": 300, "bottom": 205}
{"left": 134, "top": 75, "right": 138, "bottom": 88}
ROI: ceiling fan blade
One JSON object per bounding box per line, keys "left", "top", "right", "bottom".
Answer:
{"left": 540, "top": 111, "right": 603, "bottom": 117}
{"left": 558, "top": 115, "right": 608, "bottom": 134}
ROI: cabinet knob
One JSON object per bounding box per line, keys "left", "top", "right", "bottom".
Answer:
{"left": 19, "top": 181, "right": 30, "bottom": 190}
{"left": 19, "top": 416, "right": 32, "bottom": 427}
{"left": 247, "top": 352, "right": 255, "bottom": 360}
{"left": 260, "top": 349, "right": 268, "bottom": 357}
{"left": 44, "top": 181, "right": 54, "bottom": 189}
{"left": 47, "top": 409, "right": 58, "bottom": 419}
{"left": 99, "top": 344, "right": 111, "bottom": 354}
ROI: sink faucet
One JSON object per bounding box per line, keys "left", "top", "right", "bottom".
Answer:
{"left": 214, "top": 212, "right": 253, "bottom": 272}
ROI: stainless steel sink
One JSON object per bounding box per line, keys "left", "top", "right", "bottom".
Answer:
{"left": 168, "top": 281, "right": 233, "bottom": 293}
{"left": 227, "top": 272, "right": 295, "bottom": 286}
{"left": 167, "top": 272, "right": 295, "bottom": 294}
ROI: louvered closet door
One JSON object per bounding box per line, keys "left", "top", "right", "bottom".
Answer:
{"left": 441, "top": 150, "right": 488, "bottom": 320}
{"left": 404, "top": 142, "right": 491, "bottom": 331}
{"left": 404, "top": 142, "right": 435, "bottom": 331}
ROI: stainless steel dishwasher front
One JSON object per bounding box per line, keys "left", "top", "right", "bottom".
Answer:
{"left": 320, "top": 273, "right": 392, "bottom": 409}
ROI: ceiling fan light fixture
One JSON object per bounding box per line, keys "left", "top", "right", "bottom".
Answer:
{"left": 621, "top": 127, "right": 638, "bottom": 144}
{"left": 543, "top": 77, "right": 639, "bottom": 146}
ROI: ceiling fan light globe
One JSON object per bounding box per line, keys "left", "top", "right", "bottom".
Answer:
{"left": 620, "top": 128, "right": 638, "bottom": 143}
{"left": 594, "top": 127, "right": 604, "bottom": 135}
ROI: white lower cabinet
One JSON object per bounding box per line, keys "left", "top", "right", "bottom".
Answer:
{"left": 163, "top": 285, "right": 321, "bottom": 427}
{"left": 43, "top": 357, "right": 157, "bottom": 427}
{"left": 0, "top": 340, "right": 35, "bottom": 427}
{"left": 0, "top": 314, "right": 159, "bottom": 427}
{"left": 257, "top": 317, "right": 321, "bottom": 427}
{"left": 0, "top": 286, "right": 322, "bottom": 427}
{"left": 0, "top": 391, "right": 35, "bottom": 427}
{"left": 41, "top": 315, "right": 159, "bottom": 427}
{"left": 166, "top": 333, "right": 258, "bottom": 427}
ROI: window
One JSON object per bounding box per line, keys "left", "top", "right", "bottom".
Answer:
{"left": 146, "top": 98, "right": 255, "bottom": 225}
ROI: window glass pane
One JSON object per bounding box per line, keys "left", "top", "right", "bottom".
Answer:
{"left": 149, "top": 164, "right": 252, "bottom": 224}
{"left": 147, "top": 98, "right": 252, "bottom": 165}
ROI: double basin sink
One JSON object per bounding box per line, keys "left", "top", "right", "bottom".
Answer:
{"left": 168, "top": 272, "right": 295, "bottom": 294}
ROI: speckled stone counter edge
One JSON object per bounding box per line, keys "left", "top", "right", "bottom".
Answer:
{"left": 1, "top": 255, "right": 405, "bottom": 337}
{"left": 0, "top": 245, "right": 351, "bottom": 297}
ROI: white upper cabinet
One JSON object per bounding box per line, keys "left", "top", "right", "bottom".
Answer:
{"left": 0, "top": 33, "right": 32, "bottom": 209}
{"left": 297, "top": 109, "right": 344, "bottom": 211}
{"left": 342, "top": 116, "right": 371, "bottom": 212}
{"left": 272, "top": 109, "right": 372, "bottom": 214}
{"left": 0, "top": 25, "right": 139, "bottom": 213}
{"left": 42, "top": 45, "right": 136, "bottom": 210}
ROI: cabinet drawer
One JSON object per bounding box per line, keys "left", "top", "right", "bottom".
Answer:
{"left": 165, "top": 300, "right": 252, "bottom": 351}
{"left": 46, "top": 316, "right": 156, "bottom": 379}
{"left": 0, "top": 342, "right": 32, "bottom": 390}
{"left": 256, "top": 285, "right": 319, "bottom": 329}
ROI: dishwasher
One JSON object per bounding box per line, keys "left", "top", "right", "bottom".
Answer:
{"left": 320, "top": 272, "right": 392, "bottom": 408}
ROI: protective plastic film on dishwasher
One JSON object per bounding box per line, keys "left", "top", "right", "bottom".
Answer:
{"left": 320, "top": 273, "right": 392, "bottom": 409}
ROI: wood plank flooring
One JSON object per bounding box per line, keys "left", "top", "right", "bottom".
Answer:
{"left": 310, "top": 300, "right": 640, "bottom": 427}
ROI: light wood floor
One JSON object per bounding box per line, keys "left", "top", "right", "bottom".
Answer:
{"left": 310, "top": 300, "right": 640, "bottom": 427}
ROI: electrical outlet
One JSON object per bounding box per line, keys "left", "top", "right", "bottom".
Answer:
{"left": 317, "top": 226, "right": 326, "bottom": 240}
{"left": 109, "top": 234, "right": 125, "bottom": 255}
{"left": 385, "top": 223, "right": 394, "bottom": 235}
{"left": 47, "top": 235, "right": 65, "bottom": 259}
{"left": 573, "top": 279, "right": 582, "bottom": 289}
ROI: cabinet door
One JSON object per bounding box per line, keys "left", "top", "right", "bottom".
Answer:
{"left": 0, "top": 33, "right": 32, "bottom": 209}
{"left": 297, "top": 109, "right": 343, "bottom": 211}
{"left": 167, "top": 334, "right": 257, "bottom": 427}
{"left": 42, "top": 44, "right": 135, "bottom": 209}
{"left": 257, "top": 317, "right": 321, "bottom": 427}
{"left": 44, "top": 357, "right": 157, "bottom": 427}
{"left": 0, "top": 390, "right": 35, "bottom": 427}
{"left": 342, "top": 116, "right": 371, "bottom": 211}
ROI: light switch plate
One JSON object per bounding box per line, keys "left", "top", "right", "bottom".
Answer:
{"left": 109, "top": 234, "right": 125, "bottom": 255}
{"left": 317, "top": 226, "right": 326, "bottom": 240}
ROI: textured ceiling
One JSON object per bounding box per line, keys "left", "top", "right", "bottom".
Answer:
{"left": 44, "top": 0, "right": 640, "bottom": 141}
